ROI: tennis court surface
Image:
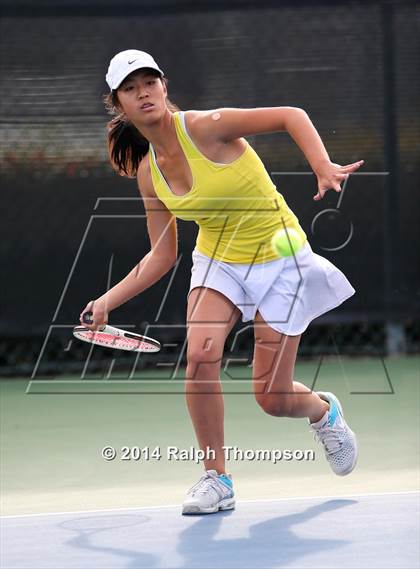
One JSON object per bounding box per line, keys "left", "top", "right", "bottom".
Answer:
{"left": 1, "top": 356, "right": 419, "bottom": 568}
{"left": 2, "top": 491, "right": 418, "bottom": 568}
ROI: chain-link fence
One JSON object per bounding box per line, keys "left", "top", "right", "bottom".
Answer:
{"left": 1, "top": 0, "right": 419, "bottom": 376}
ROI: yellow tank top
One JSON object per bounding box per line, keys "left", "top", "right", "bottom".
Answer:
{"left": 148, "top": 111, "right": 307, "bottom": 263}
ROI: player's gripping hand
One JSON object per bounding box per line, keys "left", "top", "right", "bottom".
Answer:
{"left": 79, "top": 299, "right": 108, "bottom": 331}
{"left": 313, "top": 159, "right": 364, "bottom": 201}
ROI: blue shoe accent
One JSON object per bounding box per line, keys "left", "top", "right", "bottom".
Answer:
{"left": 218, "top": 474, "right": 233, "bottom": 490}
{"left": 326, "top": 395, "right": 339, "bottom": 427}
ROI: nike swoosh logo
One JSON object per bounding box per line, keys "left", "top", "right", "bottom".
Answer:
{"left": 128, "top": 59, "right": 137, "bottom": 64}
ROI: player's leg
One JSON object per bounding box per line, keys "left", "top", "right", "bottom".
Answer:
{"left": 252, "top": 310, "right": 358, "bottom": 476}
{"left": 252, "top": 310, "right": 328, "bottom": 422}
{"left": 186, "top": 286, "right": 241, "bottom": 473}
{"left": 182, "top": 286, "right": 240, "bottom": 514}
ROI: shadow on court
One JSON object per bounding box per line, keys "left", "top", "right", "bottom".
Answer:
{"left": 59, "top": 514, "right": 159, "bottom": 568}
{"left": 57, "top": 499, "right": 353, "bottom": 568}
{"left": 176, "top": 499, "right": 352, "bottom": 569}
{"left": 4, "top": 492, "right": 418, "bottom": 568}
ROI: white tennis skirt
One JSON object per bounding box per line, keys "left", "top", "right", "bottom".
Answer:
{"left": 188, "top": 243, "right": 355, "bottom": 336}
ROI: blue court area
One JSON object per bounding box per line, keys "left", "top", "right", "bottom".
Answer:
{"left": 1, "top": 358, "right": 419, "bottom": 568}
{"left": 2, "top": 492, "right": 418, "bottom": 569}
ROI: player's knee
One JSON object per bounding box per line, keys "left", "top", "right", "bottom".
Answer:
{"left": 255, "top": 393, "right": 293, "bottom": 417}
{"left": 187, "top": 342, "right": 223, "bottom": 367}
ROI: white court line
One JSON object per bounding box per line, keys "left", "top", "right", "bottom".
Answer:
{"left": 1, "top": 490, "right": 418, "bottom": 520}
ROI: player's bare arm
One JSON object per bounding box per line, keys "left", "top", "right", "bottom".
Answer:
{"left": 137, "top": 155, "right": 178, "bottom": 263}
{"left": 79, "top": 157, "right": 177, "bottom": 329}
{"left": 189, "top": 107, "right": 365, "bottom": 200}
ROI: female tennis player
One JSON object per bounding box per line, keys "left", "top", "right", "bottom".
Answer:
{"left": 80, "top": 49, "right": 363, "bottom": 515}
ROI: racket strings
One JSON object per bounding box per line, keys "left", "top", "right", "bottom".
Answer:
{"left": 74, "top": 330, "right": 159, "bottom": 352}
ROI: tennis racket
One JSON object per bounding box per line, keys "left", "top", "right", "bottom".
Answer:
{"left": 73, "top": 311, "right": 161, "bottom": 353}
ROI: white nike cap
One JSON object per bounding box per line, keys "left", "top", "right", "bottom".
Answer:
{"left": 105, "top": 49, "right": 164, "bottom": 90}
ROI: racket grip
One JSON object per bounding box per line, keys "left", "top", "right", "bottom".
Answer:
{"left": 82, "top": 311, "right": 94, "bottom": 325}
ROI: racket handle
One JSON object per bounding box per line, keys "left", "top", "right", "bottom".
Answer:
{"left": 82, "top": 311, "right": 94, "bottom": 325}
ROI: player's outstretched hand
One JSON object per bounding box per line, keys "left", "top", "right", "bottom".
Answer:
{"left": 79, "top": 299, "right": 108, "bottom": 331}
{"left": 313, "top": 159, "right": 364, "bottom": 201}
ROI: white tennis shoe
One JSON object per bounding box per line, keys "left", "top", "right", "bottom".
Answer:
{"left": 182, "top": 469, "right": 235, "bottom": 515}
{"left": 310, "top": 391, "right": 358, "bottom": 476}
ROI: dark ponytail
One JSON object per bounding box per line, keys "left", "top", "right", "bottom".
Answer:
{"left": 103, "top": 76, "right": 180, "bottom": 178}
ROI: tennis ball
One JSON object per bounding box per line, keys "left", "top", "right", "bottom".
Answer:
{"left": 271, "top": 228, "right": 303, "bottom": 257}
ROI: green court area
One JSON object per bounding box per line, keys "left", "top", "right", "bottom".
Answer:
{"left": 1, "top": 356, "right": 418, "bottom": 516}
